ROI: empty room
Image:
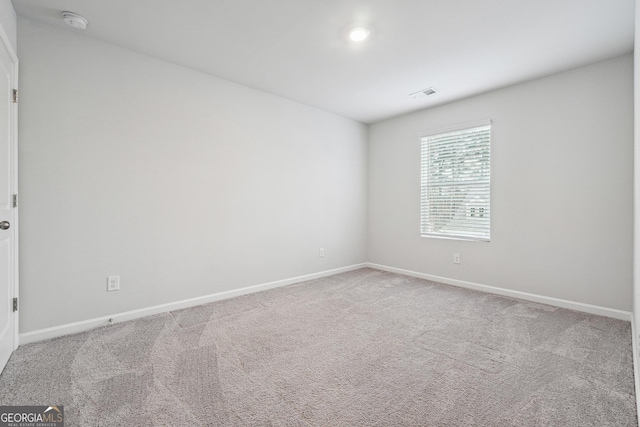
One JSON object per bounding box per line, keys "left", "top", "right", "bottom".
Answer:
{"left": 0, "top": 0, "right": 638, "bottom": 425}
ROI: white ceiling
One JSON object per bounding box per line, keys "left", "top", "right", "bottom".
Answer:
{"left": 12, "top": 0, "right": 635, "bottom": 124}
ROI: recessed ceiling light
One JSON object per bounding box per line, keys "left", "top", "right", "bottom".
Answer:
{"left": 410, "top": 87, "right": 438, "bottom": 98}
{"left": 349, "top": 27, "right": 370, "bottom": 42}
{"left": 61, "top": 11, "right": 88, "bottom": 30}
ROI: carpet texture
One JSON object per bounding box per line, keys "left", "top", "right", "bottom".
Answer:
{"left": 0, "top": 268, "right": 636, "bottom": 426}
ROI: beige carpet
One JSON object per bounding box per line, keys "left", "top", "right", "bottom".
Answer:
{"left": 0, "top": 268, "right": 636, "bottom": 426}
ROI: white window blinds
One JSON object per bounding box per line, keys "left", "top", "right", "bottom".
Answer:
{"left": 420, "top": 121, "right": 491, "bottom": 241}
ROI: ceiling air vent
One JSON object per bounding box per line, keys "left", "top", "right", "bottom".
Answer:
{"left": 410, "top": 87, "right": 438, "bottom": 98}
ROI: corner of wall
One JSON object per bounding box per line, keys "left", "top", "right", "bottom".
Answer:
{"left": 632, "top": 0, "right": 639, "bottom": 421}
{"left": 0, "top": 0, "right": 17, "bottom": 55}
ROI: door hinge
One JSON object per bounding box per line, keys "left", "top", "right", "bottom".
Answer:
{"left": 11, "top": 89, "right": 17, "bottom": 104}
{"left": 12, "top": 194, "right": 17, "bottom": 208}
{"left": 12, "top": 297, "right": 17, "bottom": 312}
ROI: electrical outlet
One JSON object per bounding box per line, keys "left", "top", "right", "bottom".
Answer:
{"left": 319, "top": 248, "right": 325, "bottom": 258}
{"left": 107, "top": 276, "right": 120, "bottom": 292}
{"left": 453, "top": 253, "right": 461, "bottom": 264}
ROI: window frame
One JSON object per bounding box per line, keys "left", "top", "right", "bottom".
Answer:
{"left": 419, "top": 119, "right": 492, "bottom": 242}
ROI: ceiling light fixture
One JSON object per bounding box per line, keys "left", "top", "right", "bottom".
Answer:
{"left": 349, "top": 27, "right": 370, "bottom": 42}
{"left": 61, "top": 11, "right": 88, "bottom": 30}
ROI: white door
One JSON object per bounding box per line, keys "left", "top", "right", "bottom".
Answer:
{"left": 0, "top": 32, "right": 17, "bottom": 374}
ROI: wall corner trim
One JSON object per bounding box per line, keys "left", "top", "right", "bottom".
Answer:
{"left": 19, "top": 263, "right": 367, "bottom": 345}
{"left": 367, "top": 263, "right": 632, "bottom": 321}
{"left": 631, "top": 314, "right": 640, "bottom": 424}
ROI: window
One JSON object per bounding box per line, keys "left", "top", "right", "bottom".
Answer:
{"left": 420, "top": 121, "right": 491, "bottom": 241}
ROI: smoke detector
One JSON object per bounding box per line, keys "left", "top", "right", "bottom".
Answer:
{"left": 62, "top": 12, "right": 88, "bottom": 30}
{"left": 410, "top": 87, "right": 438, "bottom": 98}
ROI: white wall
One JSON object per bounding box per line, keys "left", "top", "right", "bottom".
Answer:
{"left": 368, "top": 55, "right": 633, "bottom": 311}
{"left": 0, "top": 0, "right": 16, "bottom": 54}
{"left": 17, "top": 18, "right": 368, "bottom": 333}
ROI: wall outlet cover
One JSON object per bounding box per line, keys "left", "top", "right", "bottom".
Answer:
{"left": 107, "top": 275, "right": 120, "bottom": 291}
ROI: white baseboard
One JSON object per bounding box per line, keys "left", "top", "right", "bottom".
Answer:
{"left": 20, "top": 261, "right": 632, "bottom": 344}
{"left": 367, "top": 263, "right": 632, "bottom": 321}
{"left": 631, "top": 315, "right": 640, "bottom": 424}
{"left": 20, "top": 263, "right": 367, "bottom": 345}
